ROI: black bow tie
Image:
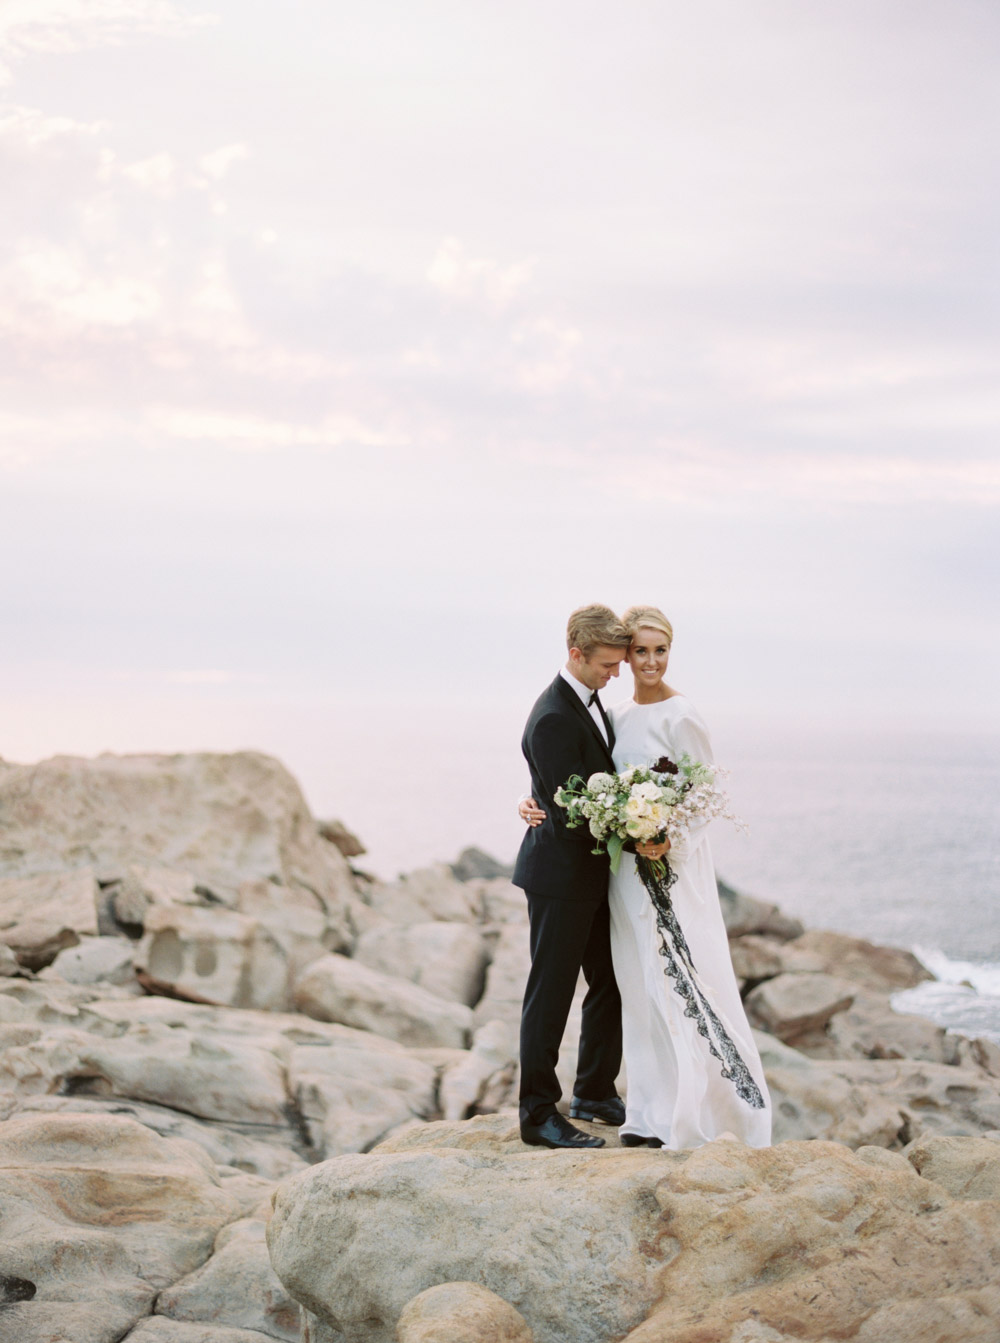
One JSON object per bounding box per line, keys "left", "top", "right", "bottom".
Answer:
{"left": 588, "top": 691, "right": 601, "bottom": 707}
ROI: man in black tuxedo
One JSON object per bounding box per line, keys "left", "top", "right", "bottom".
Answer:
{"left": 512, "top": 604, "right": 629, "bottom": 1149}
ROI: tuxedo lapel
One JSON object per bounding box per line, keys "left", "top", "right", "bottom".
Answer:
{"left": 554, "top": 676, "right": 616, "bottom": 769}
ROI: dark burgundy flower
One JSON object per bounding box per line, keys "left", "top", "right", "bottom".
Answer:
{"left": 653, "top": 756, "right": 679, "bottom": 775}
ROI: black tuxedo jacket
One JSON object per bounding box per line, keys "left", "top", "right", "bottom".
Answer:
{"left": 512, "top": 674, "right": 616, "bottom": 903}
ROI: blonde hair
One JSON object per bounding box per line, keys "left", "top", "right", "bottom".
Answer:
{"left": 566, "top": 604, "right": 630, "bottom": 657}
{"left": 622, "top": 605, "right": 674, "bottom": 650}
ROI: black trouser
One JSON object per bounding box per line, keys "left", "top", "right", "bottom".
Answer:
{"left": 518, "top": 890, "right": 623, "bottom": 1126}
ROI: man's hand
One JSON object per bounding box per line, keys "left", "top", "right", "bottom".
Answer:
{"left": 635, "top": 838, "right": 671, "bottom": 860}
{"left": 519, "top": 797, "right": 547, "bottom": 827}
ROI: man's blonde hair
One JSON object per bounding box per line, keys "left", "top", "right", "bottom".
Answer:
{"left": 622, "top": 604, "right": 674, "bottom": 649}
{"left": 566, "top": 604, "right": 630, "bottom": 658}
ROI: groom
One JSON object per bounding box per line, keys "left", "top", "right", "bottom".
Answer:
{"left": 513, "top": 604, "right": 629, "bottom": 1149}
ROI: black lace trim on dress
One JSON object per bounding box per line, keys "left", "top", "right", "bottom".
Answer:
{"left": 636, "top": 857, "right": 766, "bottom": 1110}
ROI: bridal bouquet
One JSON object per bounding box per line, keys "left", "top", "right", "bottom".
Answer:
{"left": 554, "top": 754, "right": 738, "bottom": 880}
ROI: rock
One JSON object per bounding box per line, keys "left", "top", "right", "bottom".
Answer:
{"left": 473, "top": 879, "right": 528, "bottom": 927}
{"left": 717, "top": 879, "right": 804, "bottom": 940}
{"left": 354, "top": 922, "right": 490, "bottom": 1007}
{"left": 758, "top": 1033, "right": 1000, "bottom": 1148}
{"left": 0, "top": 941, "right": 23, "bottom": 976}
{"left": 820, "top": 986, "right": 959, "bottom": 1064}
{"left": 317, "top": 818, "right": 366, "bottom": 857}
{"left": 0, "top": 1112, "right": 241, "bottom": 1343}
{"left": 0, "top": 751, "right": 360, "bottom": 947}
{"left": 728, "top": 933, "right": 825, "bottom": 987}
{"left": 293, "top": 953, "right": 473, "bottom": 1049}
{"left": 365, "top": 865, "right": 481, "bottom": 926}
{"left": 956, "top": 1035, "right": 1000, "bottom": 1078}
{"left": 268, "top": 1124, "right": 670, "bottom": 1343}
{"left": 124, "top": 1322, "right": 285, "bottom": 1343}
{"left": 744, "top": 971, "right": 856, "bottom": 1045}
{"left": 40, "top": 934, "right": 136, "bottom": 987}
{"left": 785, "top": 928, "right": 934, "bottom": 991}
{"left": 905, "top": 1132, "right": 1000, "bottom": 1199}
{"left": 6, "top": 1093, "right": 307, "bottom": 1180}
{"left": 111, "top": 864, "right": 206, "bottom": 932}
{"left": 450, "top": 848, "right": 514, "bottom": 883}
{"left": 289, "top": 1034, "right": 437, "bottom": 1157}
{"left": 396, "top": 1282, "right": 533, "bottom": 1343}
{"left": 472, "top": 923, "right": 529, "bottom": 1032}
{"left": 156, "top": 1217, "right": 301, "bottom": 1342}
{"left": 269, "top": 1119, "right": 1000, "bottom": 1343}
{"left": 618, "top": 1138, "right": 1000, "bottom": 1343}
{"left": 438, "top": 1021, "right": 517, "bottom": 1121}
{"left": 134, "top": 906, "right": 288, "bottom": 1011}
{"left": 0, "top": 1018, "right": 290, "bottom": 1126}
{"left": 0, "top": 868, "right": 99, "bottom": 969}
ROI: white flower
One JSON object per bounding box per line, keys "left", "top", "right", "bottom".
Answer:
{"left": 587, "top": 772, "right": 615, "bottom": 792}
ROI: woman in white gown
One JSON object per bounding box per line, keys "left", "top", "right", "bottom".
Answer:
{"left": 608, "top": 605, "right": 770, "bottom": 1149}
{"left": 519, "top": 605, "right": 771, "bottom": 1151}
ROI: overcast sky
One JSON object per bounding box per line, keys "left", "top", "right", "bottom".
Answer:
{"left": 2, "top": 0, "right": 998, "bottom": 870}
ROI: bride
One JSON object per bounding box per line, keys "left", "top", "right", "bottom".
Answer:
{"left": 521, "top": 604, "right": 771, "bottom": 1150}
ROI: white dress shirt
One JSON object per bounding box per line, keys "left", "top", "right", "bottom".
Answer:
{"left": 559, "top": 665, "right": 609, "bottom": 745}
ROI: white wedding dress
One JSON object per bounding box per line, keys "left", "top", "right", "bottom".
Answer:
{"left": 608, "top": 695, "right": 772, "bottom": 1149}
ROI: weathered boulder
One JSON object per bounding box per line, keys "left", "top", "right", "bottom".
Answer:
{"left": 288, "top": 1034, "right": 437, "bottom": 1156}
{"left": 111, "top": 864, "right": 206, "bottom": 931}
{"left": 472, "top": 923, "right": 529, "bottom": 1032}
{"left": 354, "top": 921, "right": 489, "bottom": 1007}
{"left": 786, "top": 927, "right": 933, "bottom": 991}
{"left": 449, "top": 847, "right": 514, "bottom": 882}
{"left": 396, "top": 1282, "right": 533, "bottom": 1343}
{"left": 293, "top": 954, "right": 473, "bottom": 1049}
{"left": 820, "top": 986, "right": 959, "bottom": 1064}
{"left": 728, "top": 933, "right": 825, "bottom": 986}
{"left": 717, "top": 879, "right": 804, "bottom": 940}
{"left": 473, "top": 878, "right": 528, "bottom": 927}
{"left": 39, "top": 934, "right": 136, "bottom": 987}
{"left": 0, "top": 1017, "right": 290, "bottom": 1126}
{"left": 364, "top": 865, "right": 481, "bottom": 926}
{"left": 758, "top": 1032, "right": 908, "bottom": 1148}
{"left": 0, "top": 868, "right": 99, "bottom": 969}
{"left": 905, "top": 1131, "right": 1000, "bottom": 1200}
{"left": 268, "top": 1118, "right": 669, "bottom": 1343}
{"left": 744, "top": 971, "right": 856, "bottom": 1044}
{"left": 438, "top": 1020, "right": 517, "bottom": 1121}
{"left": 155, "top": 1217, "right": 300, "bottom": 1342}
{"left": 268, "top": 1117, "right": 1000, "bottom": 1343}
{"left": 317, "top": 818, "right": 366, "bottom": 858}
{"left": 0, "top": 751, "right": 360, "bottom": 946}
{"left": 4, "top": 1092, "right": 307, "bottom": 1181}
{"left": 134, "top": 906, "right": 290, "bottom": 1011}
{"left": 758, "top": 1031, "right": 1000, "bottom": 1148}
{"left": 124, "top": 1322, "right": 284, "bottom": 1343}
{"left": 618, "top": 1138, "right": 1000, "bottom": 1343}
{"left": 0, "top": 1112, "right": 242, "bottom": 1343}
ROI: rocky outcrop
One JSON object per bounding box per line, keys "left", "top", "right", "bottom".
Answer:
{"left": 293, "top": 953, "right": 474, "bottom": 1049}
{"left": 0, "top": 751, "right": 361, "bottom": 957}
{"left": 267, "top": 1114, "right": 1000, "bottom": 1343}
{"left": 5, "top": 747, "right": 1000, "bottom": 1343}
{"left": 0, "top": 1111, "right": 244, "bottom": 1343}
{"left": 396, "top": 1282, "right": 533, "bottom": 1343}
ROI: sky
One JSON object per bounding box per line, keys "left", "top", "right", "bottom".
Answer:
{"left": 2, "top": 0, "right": 998, "bottom": 875}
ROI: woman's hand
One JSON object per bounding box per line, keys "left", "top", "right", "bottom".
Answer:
{"left": 635, "top": 838, "right": 671, "bottom": 860}
{"left": 519, "top": 796, "right": 547, "bottom": 827}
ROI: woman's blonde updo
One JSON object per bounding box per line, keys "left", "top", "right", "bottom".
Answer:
{"left": 621, "top": 605, "right": 674, "bottom": 649}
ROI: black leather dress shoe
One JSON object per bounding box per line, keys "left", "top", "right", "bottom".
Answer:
{"left": 569, "top": 1095, "right": 626, "bottom": 1126}
{"left": 620, "top": 1133, "right": 665, "bottom": 1148}
{"left": 520, "top": 1113, "right": 606, "bottom": 1149}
